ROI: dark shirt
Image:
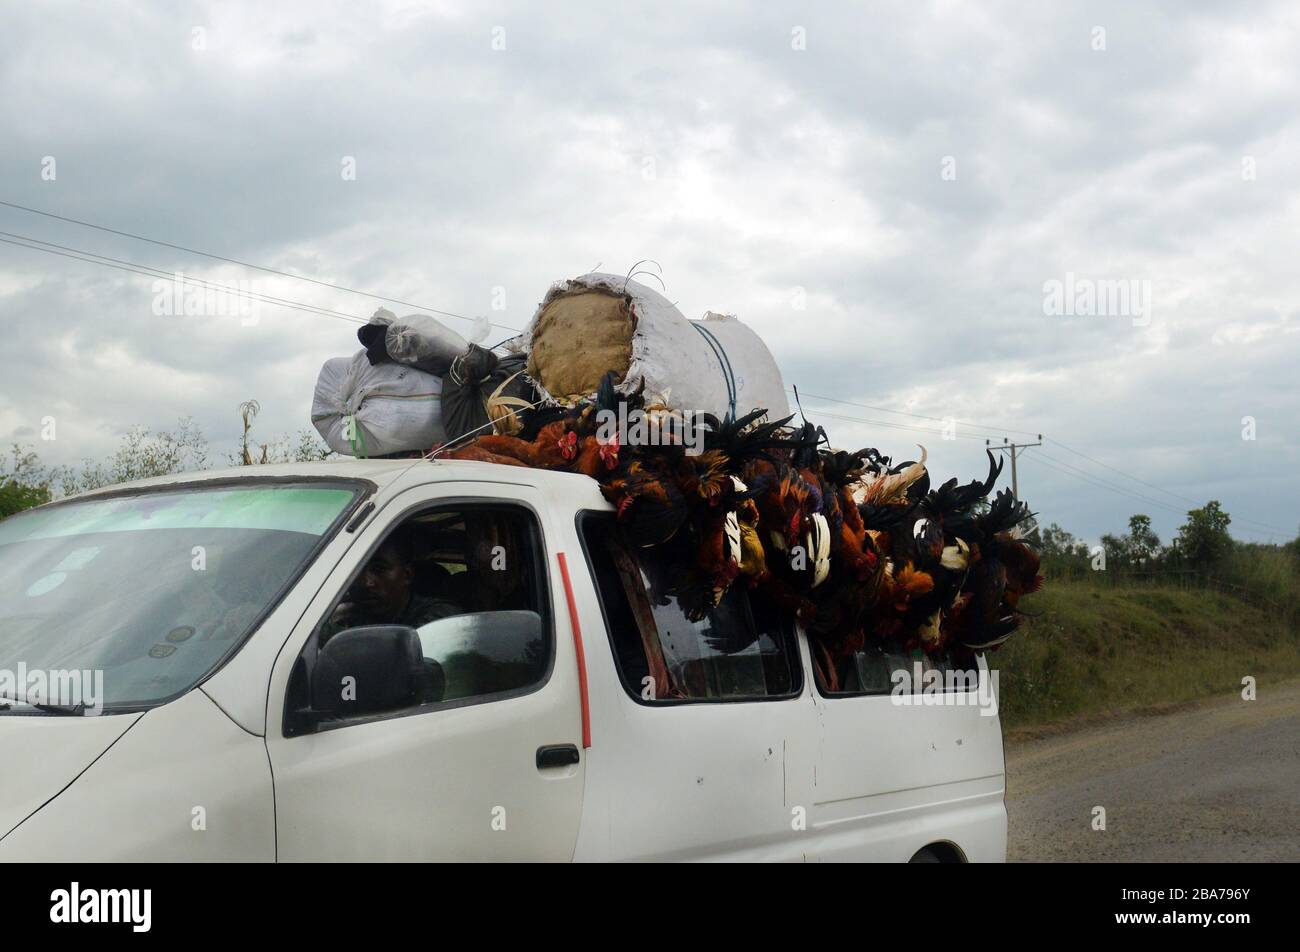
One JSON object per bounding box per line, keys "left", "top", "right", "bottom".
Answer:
{"left": 394, "top": 593, "right": 462, "bottom": 629}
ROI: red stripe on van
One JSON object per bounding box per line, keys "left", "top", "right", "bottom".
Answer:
{"left": 556, "top": 552, "right": 592, "bottom": 749}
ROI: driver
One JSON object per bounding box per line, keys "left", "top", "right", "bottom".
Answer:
{"left": 320, "top": 527, "right": 461, "bottom": 644}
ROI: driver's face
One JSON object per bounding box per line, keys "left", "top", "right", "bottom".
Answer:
{"left": 352, "top": 545, "right": 412, "bottom": 617}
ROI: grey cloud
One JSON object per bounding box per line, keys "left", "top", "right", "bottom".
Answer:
{"left": 0, "top": 0, "right": 1297, "bottom": 544}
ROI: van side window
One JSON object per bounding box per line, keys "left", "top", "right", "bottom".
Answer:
{"left": 578, "top": 513, "right": 800, "bottom": 703}
{"left": 285, "top": 505, "right": 551, "bottom": 733}
{"left": 813, "top": 642, "right": 978, "bottom": 697}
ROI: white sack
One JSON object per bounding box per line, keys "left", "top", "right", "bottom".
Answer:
{"left": 311, "top": 350, "right": 445, "bottom": 457}
{"left": 368, "top": 308, "right": 469, "bottom": 376}
{"left": 525, "top": 272, "right": 789, "bottom": 421}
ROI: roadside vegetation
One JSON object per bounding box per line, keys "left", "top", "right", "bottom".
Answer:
{"left": 0, "top": 403, "right": 331, "bottom": 517}
{"left": 1001, "top": 511, "right": 1300, "bottom": 730}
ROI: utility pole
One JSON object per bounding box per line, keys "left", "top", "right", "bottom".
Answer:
{"left": 987, "top": 435, "right": 1042, "bottom": 502}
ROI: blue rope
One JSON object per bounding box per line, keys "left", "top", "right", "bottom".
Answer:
{"left": 691, "top": 323, "right": 737, "bottom": 421}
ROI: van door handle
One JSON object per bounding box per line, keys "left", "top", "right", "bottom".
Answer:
{"left": 536, "top": 744, "right": 580, "bottom": 769}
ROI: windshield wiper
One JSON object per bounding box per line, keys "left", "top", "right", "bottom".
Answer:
{"left": 0, "top": 693, "right": 88, "bottom": 716}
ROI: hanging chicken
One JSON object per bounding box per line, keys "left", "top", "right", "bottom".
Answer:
{"left": 441, "top": 384, "right": 1042, "bottom": 663}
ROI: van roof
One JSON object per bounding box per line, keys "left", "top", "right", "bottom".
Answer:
{"left": 63, "top": 457, "right": 607, "bottom": 502}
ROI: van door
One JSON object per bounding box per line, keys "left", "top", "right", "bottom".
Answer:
{"left": 264, "top": 481, "right": 585, "bottom": 861}
{"left": 806, "top": 646, "right": 1007, "bottom": 861}
{"left": 568, "top": 512, "right": 819, "bottom": 861}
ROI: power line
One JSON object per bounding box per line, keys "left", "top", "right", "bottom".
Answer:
{"left": 795, "top": 399, "right": 1026, "bottom": 444}
{"left": 1034, "top": 448, "right": 1293, "bottom": 536}
{"left": 0, "top": 197, "right": 521, "bottom": 333}
{"left": 1045, "top": 437, "right": 1197, "bottom": 506}
{"left": 793, "top": 386, "right": 1293, "bottom": 537}
{"left": 1021, "top": 454, "right": 1279, "bottom": 541}
{"left": 806, "top": 401, "right": 1178, "bottom": 519}
{"left": 0, "top": 230, "right": 368, "bottom": 324}
{"left": 1035, "top": 448, "right": 1193, "bottom": 512}
{"left": 800, "top": 393, "right": 1293, "bottom": 538}
{"left": 788, "top": 388, "right": 1040, "bottom": 440}
{"left": 796, "top": 405, "right": 993, "bottom": 442}
{"left": 801, "top": 396, "right": 1161, "bottom": 507}
{"left": 1023, "top": 453, "right": 1286, "bottom": 541}
{"left": 1023, "top": 452, "right": 1190, "bottom": 516}
{"left": 1043, "top": 437, "right": 1285, "bottom": 530}
{"left": 0, "top": 234, "right": 367, "bottom": 325}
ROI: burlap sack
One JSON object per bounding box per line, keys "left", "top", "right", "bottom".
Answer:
{"left": 524, "top": 273, "right": 789, "bottom": 419}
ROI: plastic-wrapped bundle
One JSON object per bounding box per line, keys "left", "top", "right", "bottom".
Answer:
{"left": 358, "top": 308, "right": 469, "bottom": 376}
{"left": 311, "top": 350, "right": 445, "bottom": 457}
{"left": 525, "top": 272, "right": 789, "bottom": 420}
{"left": 442, "top": 345, "right": 537, "bottom": 442}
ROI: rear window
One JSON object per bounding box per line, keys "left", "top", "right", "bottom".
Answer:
{"left": 578, "top": 512, "right": 800, "bottom": 703}
{"left": 815, "top": 642, "right": 979, "bottom": 697}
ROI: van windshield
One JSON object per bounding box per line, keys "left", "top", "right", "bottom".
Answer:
{"left": 0, "top": 482, "right": 359, "bottom": 712}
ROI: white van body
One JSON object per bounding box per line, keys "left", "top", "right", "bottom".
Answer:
{"left": 0, "top": 460, "right": 1006, "bottom": 862}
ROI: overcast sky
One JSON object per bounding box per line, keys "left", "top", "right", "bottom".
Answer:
{"left": 1, "top": 0, "right": 1297, "bottom": 544}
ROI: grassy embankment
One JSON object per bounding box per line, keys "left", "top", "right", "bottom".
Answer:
{"left": 994, "top": 550, "right": 1300, "bottom": 732}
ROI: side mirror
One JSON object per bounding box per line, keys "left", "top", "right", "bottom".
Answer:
{"left": 310, "top": 625, "right": 443, "bottom": 718}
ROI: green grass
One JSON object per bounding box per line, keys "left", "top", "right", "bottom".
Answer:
{"left": 1221, "top": 546, "right": 1300, "bottom": 616}
{"left": 992, "top": 577, "right": 1300, "bottom": 731}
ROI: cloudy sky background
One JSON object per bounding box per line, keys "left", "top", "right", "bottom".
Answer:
{"left": 1, "top": 0, "right": 1297, "bottom": 545}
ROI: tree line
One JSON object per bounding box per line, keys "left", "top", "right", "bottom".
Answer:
{"left": 1029, "top": 501, "right": 1284, "bottom": 572}
{"left": 0, "top": 405, "right": 331, "bottom": 519}
{"left": 1030, "top": 504, "right": 1300, "bottom": 620}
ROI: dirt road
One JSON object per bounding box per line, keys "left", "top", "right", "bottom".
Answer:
{"left": 1005, "top": 680, "right": 1300, "bottom": 862}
